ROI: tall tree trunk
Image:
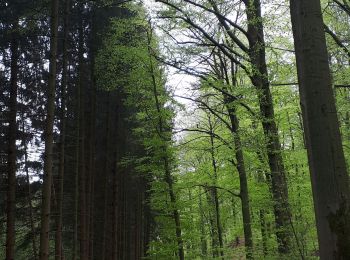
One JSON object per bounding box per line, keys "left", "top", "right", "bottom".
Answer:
{"left": 6, "top": 19, "right": 19, "bottom": 260}
{"left": 72, "top": 42, "right": 80, "bottom": 260}
{"left": 72, "top": 134, "right": 79, "bottom": 260}
{"left": 86, "top": 63, "right": 96, "bottom": 260}
{"left": 55, "top": 1, "right": 70, "bottom": 259}
{"left": 245, "top": 0, "right": 293, "bottom": 254}
{"left": 217, "top": 55, "right": 253, "bottom": 259}
{"left": 147, "top": 29, "right": 184, "bottom": 260}
{"left": 87, "top": 8, "right": 97, "bottom": 259}
{"left": 230, "top": 109, "right": 253, "bottom": 259}
{"left": 290, "top": 0, "right": 350, "bottom": 258}
{"left": 39, "top": 0, "right": 59, "bottom": 258}
{"left": 101, "top": 93, "right": 111, "bottom": 260}
{"left": 77, "top": 10, "right": 87, "bottom": 259}
{"left": 111, "top": 104, "right": 120, "bottom": 260}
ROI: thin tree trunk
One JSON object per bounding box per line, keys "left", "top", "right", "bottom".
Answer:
{"left": 286, "top": 112, "right": 307, "bottom": 258}
{"left": 55, "top": 1, "right": 70, "bottom": 259}
{"left": 25, "top": 147, "right": 38, "bottom": 260}
{"left": 164, "top": 158, "right": 185, "bottom": 260}
{"left": 72, "top": 146, "right": 78, "bottom": 260}
{"left": 213, "top": 188, "right": 224, "bottom": 259}
{"left": 101, "top": 93, "right": 111, "bottom": 260}
{"left": 6, "top": 19, "right": 19, "bottom": 260}
{"left": 290, "top": 0, "right": 350, "bottom": 258}
{"left": 77, "top": 11, "right": 87, "bottom": 259}
{"left": 39, "top": 0, "right": 59, "bottom": 258}
{"left": 259, "top": 209, "right": 268, "bottom": 256}
{"left": 230, "top": 110, "right": 253, "bottom": 259}
{"left": 111, "top": 106, "right": 120, "bottom": 260}
{"left": 205, "top": 188, "right": 219, "bottom": 258}
{"left": 218, "top": 55, "right": 253, "bottom": 259}
{"left": 198, "top": 189, "right": 207, "bottom": 257}
{"left": 72, "top": 46, "right": 80, "bottom": 260}
{"left": 88, "top": 10, "right": 97, "bottom": 259}
{"left": 86, "top": 64, "right": 96, "bottom": 260}
{"left": 147, "top": 29, "right": 184, "bottom": 260}
{"left": 208, "top": 121, "right": 224, "bottom": 260}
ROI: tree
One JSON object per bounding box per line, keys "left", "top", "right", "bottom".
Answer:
{"left": 154, "top": 1, "right": 294, "bottom": 253}
{"left": 39, "top": 0, "right": 59, "bottom": 258}
{"left": 290, "top": 0, "right": 350, "bottom": 258}
{"left": 6, "top": 16, "right": 19, "bottom": 260}
{"left": 55, "top": 1, "right": 70, "bottom": 259}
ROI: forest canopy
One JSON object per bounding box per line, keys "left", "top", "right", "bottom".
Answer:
{"left": 0, "top": 0, "right": 350, "bottom": 259}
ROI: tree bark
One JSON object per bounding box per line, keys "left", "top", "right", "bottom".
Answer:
{"left": 77, "top": 10, "right": 87, "bottom": 259}
{"left": 111, "top": 105, "right": 120, "bottom": 260}
{"left": 72, "top": 35, "right": 81, "bottom": 260}
{"left": 6, "top": 19, "right": 19, "bottom": 260}
{"left": 101, "top": 93, "right": 111, "bottom": 260}
{"left": 245, "top": 0, "right": 293, "bottom": 253}
{"left": 86, "top": 62, "right": 96, "bottom": 260}
{"left": 39, "top": 0, "right": 59, "bottom": 258}
{"left": 290, "top": 0, "right": 350, "bottom": 258}
{"left": 55, "top": 1, "right": 70, "bottom": 259}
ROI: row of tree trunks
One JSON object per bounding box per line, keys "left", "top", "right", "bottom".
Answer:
{"left": 3, "top": 2, "right": 152, "bottom": 260}
{"left": 89, "top": 90, "right": 150, "bottom": 260}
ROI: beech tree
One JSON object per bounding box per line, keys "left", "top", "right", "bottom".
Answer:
{"left": 290, "top": 0, "right": 350, "bottom": 258}
{"left": 154, "top": 0, "right": 293, "bottom": 254}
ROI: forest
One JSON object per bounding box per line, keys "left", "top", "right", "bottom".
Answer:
{"left": 0, "top": 0, "right": 350, "bottom": 259}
